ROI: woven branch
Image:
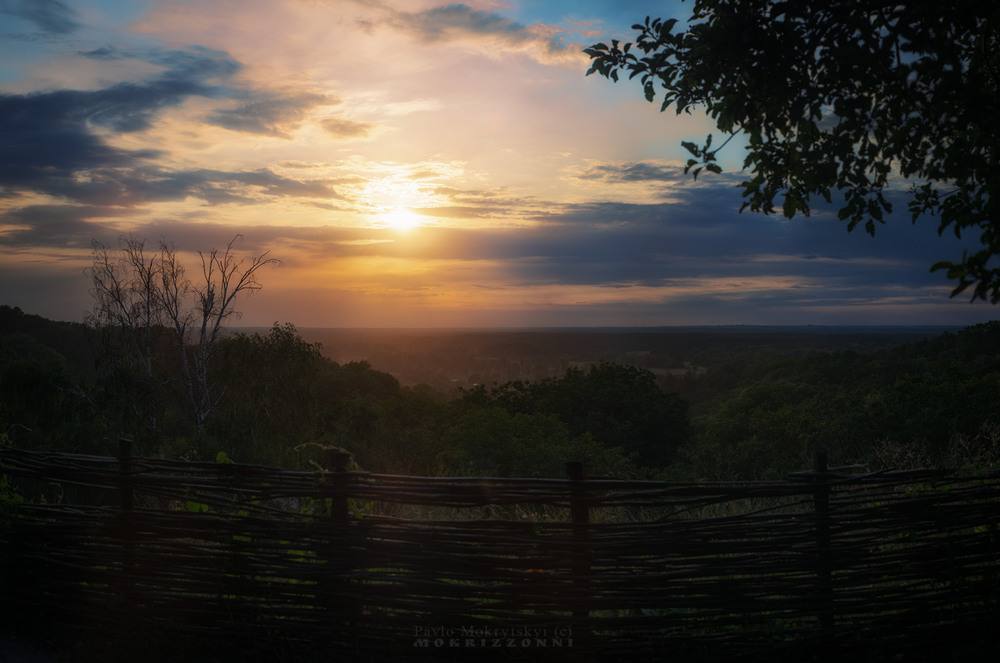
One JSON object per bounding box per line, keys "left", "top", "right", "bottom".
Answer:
{"left": 3, "top": 445, "right": 1000, "bottom": 661}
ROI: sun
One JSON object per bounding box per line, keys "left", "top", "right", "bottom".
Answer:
{"left": 381, "top": 207, "right": 422, "bottom": 231}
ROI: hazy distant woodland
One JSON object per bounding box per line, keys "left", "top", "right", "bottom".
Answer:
{"left": 3, "top": 301, "right": 988, "bottom": 480}
{"left": 289, "top": 326, "right": 957, "bottom": 393}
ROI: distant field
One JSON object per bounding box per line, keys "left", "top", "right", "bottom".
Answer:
{"left": 232, "top": 326, "right": 963, "bottom": 389}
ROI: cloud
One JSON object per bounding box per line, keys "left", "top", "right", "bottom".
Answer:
{"left": 322, "top": 183, "right": 975, "bottom": 302}
{"left": 77, "top": 43, "right": 240, "bottom": 80}
{"left": 0, "top": 39, "right": 344, "bottom": 230}
{"left": 0, "top": 45, "right": 240, "bottom": 186}
{"left": 0, "top": 76, "right": 343, "bottom": 205}
{"left": 1, "top": 164, "right": 340, "bottom": 213}
{"left": 0, "top": 204, "right": 119, "bottom": 248}
{"left": 572, "top": 161, "right": 687, "bottom": 184}
{"left": 0, "top": 156, "right": 948, "bottom": 314}
{"left": 402, "top": 4, "right": 532, "bottom": 41}
{"left": 321, "top": 117, "right": 376, "bottom": 139}
{"left": 144, "top": 44, "right": 241, "bottom": 81}
{"left": 2, "top": 0, "right": 993, "bottom": 328}
{"left": 114, "top": 167, "right": 341, "bottom": 206}
{"left": 208, "top": 90, "right": 334, "bottom": 137}
{"left": 0, "top": 88, "right": 158, "bottom": 183}
{"left": 77, "top": 46, "right": 118, "bottom": 60}
{"left": 0, "top": 0, "right": 79, "bottom": 35}
{"left": 392, "top": 3, "right": 577, "bottom": 63}
{"left": 426, "top": 185, "right": 547, "bottom": 219}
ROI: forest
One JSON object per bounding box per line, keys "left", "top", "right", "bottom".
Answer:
{"left": 2, "top": 302, "right": 997, "bottom": 482}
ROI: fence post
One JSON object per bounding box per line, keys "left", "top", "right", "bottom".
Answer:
{"left": 812, "top": 450, "right": 835, "bottom": 647}
{"left": 324, "top": 451, "right": 354, "bottom": 643}
{"left": 116, "top": 438, "right": 137, "bottom": 620}
{"left": 118, "top": 438, "right": 134, "bottom": 512}
{"left": 566, "top": 461, "right": 590, "bottom": 622}
{"left": 331, "top": 451, "right": 350, "bottom": 523}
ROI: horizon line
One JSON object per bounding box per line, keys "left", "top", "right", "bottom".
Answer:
{"left": 232, "top": 323, "right": 974, "bottom": 332}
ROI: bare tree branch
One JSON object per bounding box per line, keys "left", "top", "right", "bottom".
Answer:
{"left": 87, "top": 233, "right": 280, "bottom": 435}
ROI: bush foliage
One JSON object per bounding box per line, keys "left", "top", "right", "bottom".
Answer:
{"left": 2, "top": 304, "right": 998, "bottom": 479}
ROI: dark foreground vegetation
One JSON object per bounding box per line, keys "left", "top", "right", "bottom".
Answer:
{"left": 4, "top": 304, "right": 1000, "bottom": 661}
{"left": 4, "top": 444, "right": 1000, "bottom": 663}
{"left": 2, "top": 303, "right": 997, "bottom": 480}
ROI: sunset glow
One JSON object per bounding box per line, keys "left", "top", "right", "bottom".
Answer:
{"left": 380, "top": 208, "right": 423, "bottom": 232}
{"left": 0, "top": 0, "right": 995, "bottom": 327}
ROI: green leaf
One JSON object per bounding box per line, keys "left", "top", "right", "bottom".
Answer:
{"left": 782, "top": 194, "right": 798, "bottom": 218}
{"left": 584, "top": 3, "right": 998, "bottom": 297}
{"left": 185, "top": 500, "right": 210, "bottom": 513}
{"left": 929, "top": 261, "right": 954, "bottom": 273}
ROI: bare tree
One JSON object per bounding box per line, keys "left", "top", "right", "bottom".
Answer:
{"left": 87, "top": 234, "right": 279, "bottom": 435}
{"left": 187, "top": 237, "right": 279, "bottom": 431}
{"left": 86, "top": 235, "right": 170, "bottom": 434}
{"left": 87, "top": 235, "right": 163, "bottom": 379}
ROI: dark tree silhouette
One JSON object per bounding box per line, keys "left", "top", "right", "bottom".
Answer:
{"left": 586, "top": 1, "right": 999, "bottom": 301}
{"left": 488, "top": 362, "right": 690, "bottom": 468}
{"left": 87, "top": 234, "right": 279, "bottom": 434}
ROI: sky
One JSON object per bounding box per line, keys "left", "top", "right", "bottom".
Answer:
{"left": 0, "top": 0, "right": 996, "bottom": 328}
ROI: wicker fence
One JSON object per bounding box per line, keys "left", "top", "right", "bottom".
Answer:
{"left": 2, "top": 442, "right": 1000, "bottom": 662}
